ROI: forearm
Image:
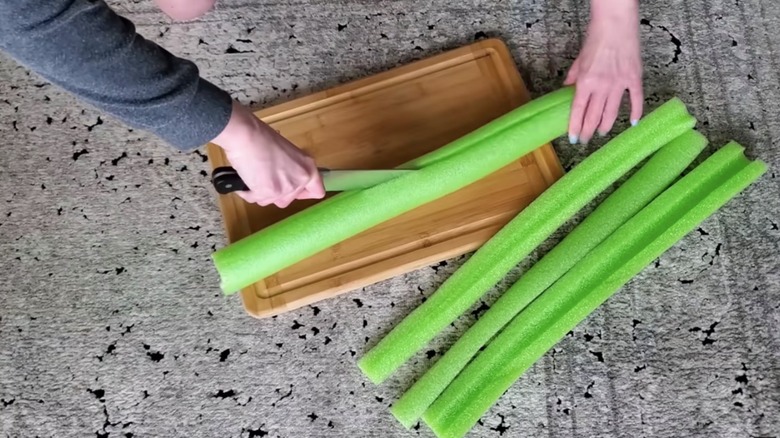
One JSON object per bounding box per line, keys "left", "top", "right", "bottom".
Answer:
{"left": 0, "top": 0, "right": 233, "bottom": 150}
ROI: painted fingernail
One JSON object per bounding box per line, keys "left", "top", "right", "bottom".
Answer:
{"left": 568, "top": 134, "right": 578, "bottom": 144}
{"left": 631, "top": 119, "right": 639, "bottom": 126}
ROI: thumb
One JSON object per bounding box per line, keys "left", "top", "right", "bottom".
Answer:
{"left": 298, "top": 168, "right": 326, "bottom": 200}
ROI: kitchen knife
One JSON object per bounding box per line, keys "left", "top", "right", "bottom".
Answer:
{"left": 211, "top": 166, "right": 416, "bottom": 194}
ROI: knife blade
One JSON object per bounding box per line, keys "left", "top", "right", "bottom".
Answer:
{"left": 211, "top": 166, "right": 415, "bottom": 194}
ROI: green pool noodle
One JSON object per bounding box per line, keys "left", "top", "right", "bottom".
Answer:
{"left": 405, "top": 86, "right": 576, "bottom": 168}
{"left": 212, "top": 88, "right": 574, "bottom": 294}
{"left": 423, "top": 144, "right": 766, "bottom": 438}
{"left": 423, "top": 142, "right": 752, "bottom": 434}
{"left": 226, "top": 86, "right": 570, "bottom": 222}
{"left": 389, "top": 129, "right": 708, "bottom": 428}
{"left": 357, "top": 97, "right": 696, "bottom": 384}
{"left": 425, "top": 155, "right": 767, "bottom": 438}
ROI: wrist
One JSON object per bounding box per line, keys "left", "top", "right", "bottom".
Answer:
{"left": 590, "top": 0, "right": 639, "bottom": 25}
{"left": 210, "top": 101, "right": 265, "bottom": 153}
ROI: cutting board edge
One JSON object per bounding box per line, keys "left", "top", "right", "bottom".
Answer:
{"left": 238, "top": 223, "right": 508, "bottom": 319}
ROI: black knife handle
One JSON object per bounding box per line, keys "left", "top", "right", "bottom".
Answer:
{"left": 212, "top": 166, "right": 248, "bottom": 194}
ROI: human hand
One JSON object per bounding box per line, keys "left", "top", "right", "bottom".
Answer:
{"left": 565, "top": 0, "right": 643, "bottom": 145}
{"left": 211, "top": 101, "right": 325, "bottom": 208}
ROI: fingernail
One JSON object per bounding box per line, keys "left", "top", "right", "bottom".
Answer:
{"left": 568, "top": 134, "right": 578, "bottom": 144}
{"left": 631, "top": 119, "right": 639, "bottom": 127}
{"left": 597, "top": 130, "right": 607, "bottom": 137}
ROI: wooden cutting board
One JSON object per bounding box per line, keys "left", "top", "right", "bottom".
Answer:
{"left": 206, "top": 38, "right": 564, "bottom": 318}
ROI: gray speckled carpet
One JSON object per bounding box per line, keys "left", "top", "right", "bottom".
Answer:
{"left": 1, "top": 1, "right": 779, "bottom": 437}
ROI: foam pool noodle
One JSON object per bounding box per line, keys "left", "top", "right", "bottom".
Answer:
{"left": 423, "top": 143, "right": 767, "bottom": 438}
{"left": 389, "top": 129, "right": 708, "bottom": 428}
{"left": 358, "top": 97, "right": 696, "bottom": 384}
{"left": 212, "top": 87, "right": 575, "bottom": 294}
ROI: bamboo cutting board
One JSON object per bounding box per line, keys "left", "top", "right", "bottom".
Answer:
{"left": 206, "top": 39, "right": 564, "bottom": 318}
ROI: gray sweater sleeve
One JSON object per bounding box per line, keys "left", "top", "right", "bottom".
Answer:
{"left": 0, "top": 0, "right": 233, "bottom": 151}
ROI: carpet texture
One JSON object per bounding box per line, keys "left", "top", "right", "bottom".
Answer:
{"left": 1, "top": 1, "right": 779, "bottom": 437}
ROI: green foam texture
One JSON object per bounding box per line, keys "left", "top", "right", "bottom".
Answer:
{"left": 358, "top": 97, "right": 696, "bottom": 384}
{"left": 423, "top": 143, "right": 767, "bottom": 438}
{"left": 405, "top": 87, "right": 576, "bottom": 168}
{"left": 212, "top": 88, "right": 575, "bottom": 294}
{"left": 389, "top": 129, "right": 708, "bottom": 428}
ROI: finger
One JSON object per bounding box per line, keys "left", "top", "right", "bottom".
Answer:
{"left": 299, "top": 171, "right": 326, "bottom": 200}
{"left": 290, "top": 164, "right": 324, "bottom": 200}
{"left": 273, "top": 194, "right": 297, "bottom": 209}
{"left": 628, "top": 81, "right": 644, "bottom": 125}
{"left": 597, "top": 88, "right": 625, "bottom": 136}
{"left": 580, "top": 91, "right": 607, "bottom": 145}
{"left": 568, "top": 87, "right": 591, "bottom": 144}
{"left": 235, "top": 190, "right": 274, "bottom": 207}
{"left": 297, "top": 189, "right": 324, "bottom": 200}
{"left": 273, "top": 184, "right": 307, "bottom": 208}
{"left": 564, "top": 59, "right": 580, "bottom": 85}
{"left": 254, "top": 166, "right": 316, "bottom": 208}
